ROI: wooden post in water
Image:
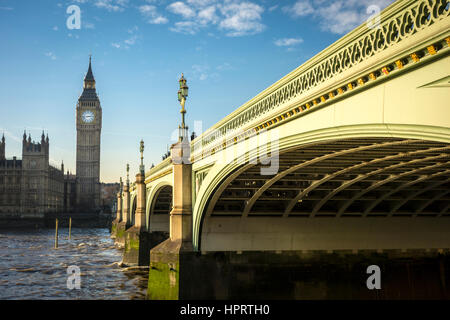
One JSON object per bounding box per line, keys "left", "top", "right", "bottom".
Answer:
{"left": 68, "top": 217, "right": 72, "bottom": 241}
{"left": 54, "top": 218, "right": 59, "bottom": 249}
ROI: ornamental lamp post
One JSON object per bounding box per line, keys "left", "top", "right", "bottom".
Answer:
{"left": 139, "top": 139, "right": 145, "bottom": 175}
{"left": 178, "top": 73, "right": 189, "bottom": 141}
{"left": 126, "top": 163, "right": 130, "bottom": 185}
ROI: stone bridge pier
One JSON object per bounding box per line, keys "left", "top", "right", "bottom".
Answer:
{"left": 110, "top": 178, "right": 122, "bottom": 240}
{"left": 122, "top": 172, "right": 150, "bottom": 265}
{"left": 119, "top": 143, "right": 171, "bottom": 266}
{"left": 114, "top": 176, "right": 130, "bottom": 248}
{"left": 147, "top": 139, "right": 196, "bottom": 300}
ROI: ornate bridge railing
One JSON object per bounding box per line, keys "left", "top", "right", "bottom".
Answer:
{"left": 190, "top": 0, "right": 450, "bottom": 160}
{"left": 143, "top": 157, "right": 172, "bottom": 185}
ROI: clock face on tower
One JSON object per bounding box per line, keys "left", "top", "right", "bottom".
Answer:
{"left": 82, "top": 110, "right": 95, "bottom": 123}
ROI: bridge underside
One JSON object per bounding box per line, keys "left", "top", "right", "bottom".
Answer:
{"left": 200, "top": 137, "right": 450, "bottom": 252}
{"left": 148, "top": 185, "right": 172, "bottom": 233}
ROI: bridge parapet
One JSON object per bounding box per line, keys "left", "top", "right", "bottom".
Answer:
{"left": 144, "top": 157, "right": 172, "bottom": 184}
{"left": 190, "top": 0, "right": 450, "bottom": 162}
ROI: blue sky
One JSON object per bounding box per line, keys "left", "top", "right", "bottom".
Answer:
{"left": 0, "top": 0, "right": 394, "bottom": 182}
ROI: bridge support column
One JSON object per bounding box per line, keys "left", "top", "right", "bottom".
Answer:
{"left": 111, "top": 188, "right": 122, "bottom": 239}
{"left": 123, "top": 173, "right": 151, "bottom": 266}
{"left": 148, "top": 140, "right": 195, "bottom": 300}
{"left": 115, "top": 183, "right": 130, "bottom": 247}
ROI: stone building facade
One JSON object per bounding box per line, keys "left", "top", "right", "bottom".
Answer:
{"left": 0, "top": 132, "right": 66, "bottom": 217}
{"left": 64, "top": 171, "right": 77, "bottom": 213}
{"left": 0, "top": 57, "right": 104, "bottom": 217}
{"left": 100, "top": 182, "right": 120, "bottom": 213}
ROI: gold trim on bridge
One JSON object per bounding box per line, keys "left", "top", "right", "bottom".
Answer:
{"left": 193, "top": 36, "right": 450, "bottom": 162}
{"left": 145, "top": 168, "right": 173, "bottom": 184}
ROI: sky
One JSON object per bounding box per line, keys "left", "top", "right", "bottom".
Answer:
{"left": 0, "top": 0, "right": 395, "bottom": 183}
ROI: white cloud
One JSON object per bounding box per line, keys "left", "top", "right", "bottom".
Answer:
{"left": 52, "top": 26, "right": 59, "bottom": 31}
{"left": 284, "top": 0, "right": 395, "bottom": 34}
{"left": 111, "top": 36, "right": 139, "bottom": 49}
{"left": 0, "top": 6, "right": 13, "bottom": 10}
{"left": 317, "top": 0, "right": 395, "bottom": 34}
{"left": 218, "top": 2, "right": 265, "bottom": 37}
{"left": 142, "top": 0, "right": 267, "bottom": 37}
{"left": 124, "top": 35, "right": 137, "bottom": 45}
{"left": 152, "top": 16, "right": 169, "bottom": 24}
{"left": 187, "top": 0, "right": 215, "bottom": 6}
{"left": 128, "top": 25, "right": 139, "bottom": 34}
{"left": 84, "top": 22, "right": 95, "bottom": 29}
{"left": 216, "top": 62, "right": 232, "bottom": 71}
{"left": 3, "top": 130, "right": 22, "bottom": 143}
{"left": 167, "top": 1, "right": 196, "bottom": 19}
{"left": 94, "top": 0, "right": 128, "bottom": 12}
{"left": 316, "top": 2, "right": 359, "bottom": 34}
{"left": 274, "top": 38, "right": 303, "bottom": 47}
{"left": 170, "top": 21, "right": 198, "bottom": 35}
{"left": 197, "top": 6, "right": 218, "bottom": 24}
{"left": 45, "top": 52, "right": 57, "bottom": 60}
{"left": 192, "top": 64, "right": 219, "bottom": 81}
{"left": 111, "top": 25, "right": 140, "bottom": 49}
{"left": 284, "top": 1, "right": 314, "bottom": 17}
{"left": 139, "top": 5, "right": 168, "bottom": 24}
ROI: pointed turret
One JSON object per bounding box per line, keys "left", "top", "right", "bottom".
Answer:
{"left": 80, "top": 55, "right": 99, "bottom": 101}
{"left": 23, "top": 130, "right": 27, "bottom": 142}
{"left": 83, "top": 55, "right": 96, "bottom": 89}
{"left": 0, "top": 132, "right": 5, "bottom": 160}
{"left": 41, "top": 130, "right": 45, "bottom": 143}
{"left": 85, "top": 55, "right": 95, "bottom": 81}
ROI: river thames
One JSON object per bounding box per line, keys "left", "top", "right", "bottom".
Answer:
{"left": 0, "top": 228, "right": 148, "bottom": 299}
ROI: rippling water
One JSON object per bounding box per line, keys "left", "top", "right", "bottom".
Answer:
{"left": 0, "top": 228, "right": 148, "bottom": 300}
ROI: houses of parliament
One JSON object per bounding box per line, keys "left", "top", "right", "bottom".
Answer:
{"left": 0, "top": 58, "right": 103, "bottom": 216}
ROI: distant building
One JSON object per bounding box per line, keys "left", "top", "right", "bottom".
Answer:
{"left": 100, "top": 182, "right": 120, "bottom": 213}
{"left": 64, "top": 171, "right": 77, "bottom": 213}
{"left": 0, "top": 57, "right": 107, "bottom": 217}
{"left": 0, "top": 132, "right": 69, "bottom": 217}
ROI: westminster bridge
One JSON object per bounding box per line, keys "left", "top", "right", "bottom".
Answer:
{"left": 112, "top": 0, "right": 450, "bottom": 299}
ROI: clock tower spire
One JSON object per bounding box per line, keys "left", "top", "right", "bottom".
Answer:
{"left": 84, "top": 55, "right": 95, "bottom": 89}
{"left": 75, "top": 55, "right": 102, "bottom": 212}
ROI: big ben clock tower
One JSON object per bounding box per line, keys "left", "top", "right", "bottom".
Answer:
{"left": 76, "top": 56, "right": 102, "bottom": 212}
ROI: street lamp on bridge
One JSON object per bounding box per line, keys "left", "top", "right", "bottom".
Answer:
{"left": 139, "top": 139, "right": 145, "bottom": 175}
{"left": 177, "top": 73, "right": 189, "bottom": 142}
